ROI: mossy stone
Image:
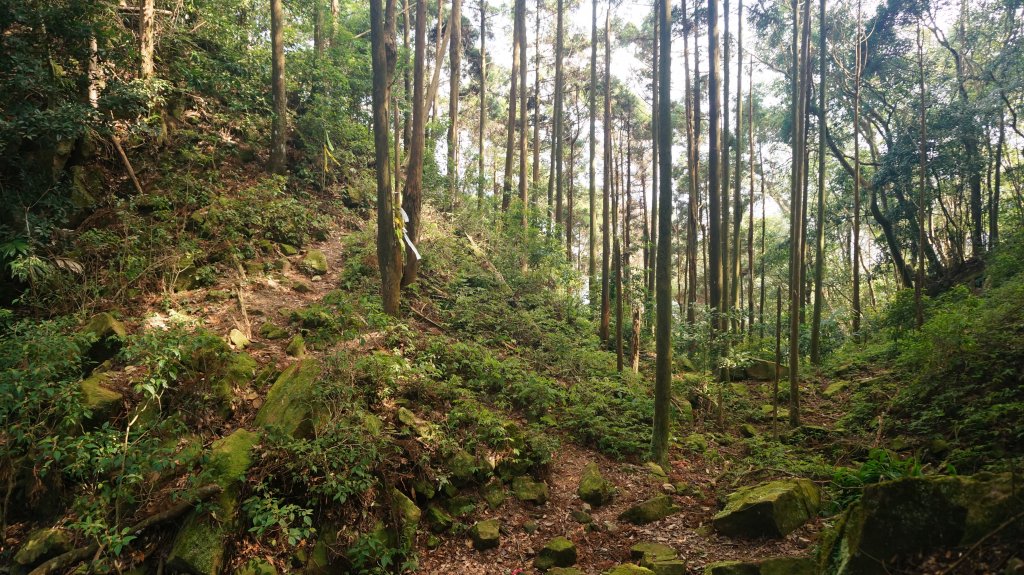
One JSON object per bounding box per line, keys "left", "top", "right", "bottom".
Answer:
{"left": 286, "top": 334, "right": 306, "bottom": 358}
{"left": 259, "top": 322, "right": 289, "bottom": 340}
{"left": 703, "top": 561, "right": 761, "bottom": 575}
{"left": 685, "top": 433, "right": 709, "bottom": 453}
{"left": 533, "top": 536, "right": 577, "bottom": 570}
{"left": 301, "top": 249, "right": 328, "bottom": 276}
{"left": 548, "top": 569, "right": 584, "bottom": 575}
{"left": 712, "top": 479, "right": 820, "bottom": 538}
{"left": 604, "top": 564, "right": 656, "bottom": 575}
{"left": 228, "top": 329, "right": 250, "bottom": 350}
{"left": 571, "top": 510, "right": 593, "bottom": 524}
{"left": 645, "top": 462, "right": 669, "bottom": 481}
{"left": 280, "top": 243, "right": 299, "bottom": 256}
{"left": 167, "top": 429, "right": 260, "bottom": 575}
{"left": 426, "top": 503, "right": 455, "bottom": 533}
{"left": 739, "top": 424, "right": 759, "bottom": 438}
{"left": 512, "top": 476, "right": 549, "bottom": 505}
{"left": 255, "top": 360, "right": 320, "bottom": 437}
{"left": 448, "top": 449, "right": 478, "bottom": 485}
{"left": 703, "top": 557, "right": 815, "bottom": 575}
{"left": 759, "top": 404, "right": 790, "bottom": 421}
{"left": 523, "top": 520, "right": 539, "bottom": 533}
{"left": 578, "top": 462, "right": 614, "bottom": 507}
{"left": 618, "top": 495, "right": 681, "bottom": 525}
{"left": 470, "top": 519, "right": 500, "bottom": 550}
{"left": 446, "top": 495, "right": 477, "bottom": 517}
{"left": 82, "top": 312, "right": 127, "bottom": 364}
{"left": 80, "top": 371, "right": 123, "bottom": 425}
{"left": 676, "top": 397, "right": 694, "bottom": 425}
{"left": 746, "top": 359, "right": 788, "bottom": 381}
{"left": 14, "top": 528, "right": 72, "bottom": 568}
{"left": 482, "top": 478, "right": 506, "bottom": 509}
{"left": 397, "top": 407, "right": 437, "bottom": 440}
{"left": 823, "top": 380, "right": 851, "bottom": 398}
{"left": 391, "top": 488, "right": 421, "bottom": 545}
{"left": 630, "top": 542, "right": 678, "bottom": 564}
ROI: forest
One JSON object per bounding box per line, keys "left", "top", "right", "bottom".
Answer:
{"left": 1, "top": 0, "right": 1022, "bottom": 573}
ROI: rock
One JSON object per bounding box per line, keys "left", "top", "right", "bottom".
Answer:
{"left": 168, "top": 429, "right": 260, "bottom": 575}
{"left": 630, "top": 542, "right": 677, "bottom": 564}
{"left": 81, "top": 312, "right": 127, "bottom": 365}
{"left": 730, "top": 383, "right": 750, "bottom": 397}
{"left": 685, "top": 433, "right": 708, "bottom": 453}
{"left": 645, "top": 462, "right": 669, "bottom": 481}
{"left": 206, "top": 289, "right": 231, "bottom": 302}
{"left": 228, "top": 328, "right": 250, "bottom": 350}
{"left": 286, "top": 334, "right": 306, "bottom": 358}
{"left": 426, "top": 534, "right": 441, "bottom": 549}
{"left": 80, "top": 371, "right": 123, "bottom": 425}
{"left": 534, "top": 537, "right": 578, "bottom": 571}
{"left": 303, "top": 522, "right": 337, "bottom": 575}
{"left": 645, "top": 559, "right": 687, "bottom": 575}
{"left": 819, "top": 473, "right": 1024, "bottom": 575}
{"left": 255, "top": 360, "right": 321, "bottom": 437}
{"left": 1005, "top": 558, "right": 1024, "bottom": 575}
{"left": 571, "top": 510, "right": 593, "bottom": 524}
{"left": 279, "top": 243, "right": 299, "bottom": 256}
{"left": 258, "top": 322, "right": 289, "bottom": 340}
{"left": 618, "top": 495, "right": 681, "bottom": 525}
{"left": 391, "top": 489, "right": 421, "bottom": 545}
{"left": 548, "top": 569, "right": 584, "bottom": 575}
{"left": 446, "top": 495, "right": 477, "bottom": 517}
{"left": 783, "top": 425, "right": 832, "bottom": 444}
{"left": 448, "top": 449, "right": 479, "bottom": 485}
{"left": 704, "top": 557, "right": 815, "bottom": 575}
{"left": 397, "top": 407, "right": 438, "bottom": 441}
{"left": 739, "top": 424, "right": 759, "bottom": 438}
{"left": 578, "top": 462, "right": 614, "bottom": 507}
{"left": 602, "top": 520, "right": 620, "bottom": 534}
{"left": 482, "top": 478, "right": 506, "bottom": 509}
{"left": 759, "top": 404, "right": 790, "bottom": 421}
{"left": 604, "top": 564, "right": 656, "bottom": 575}
{"left": 823, "top": 380, "right": 851, "bottom": 398}
{"left": 676, "top": 396, "right": 694, "bottom": 425}
{"left": 300, "top": 249, "right": 328, "bottom": 276}
{"left": 470, "top": 519, "right": 500, "bottom": 550}
{"left": 712, "top": 479, "right": 820, "bottom": 538}
{"left": 523, "top": 520, "right": 539, "bottom": 534}
{"left": 292, "top": 281, "right": 312, "bottom": 293}
{"left": 512, "top": 476, "right": 549, "bottom": 505}
{"left": 746, "top": 359, "right": 788, "bottom": 381}
{"left": 426, "top": 503, "right": 454, "bottom": 533}
{"left": 14, "top": 528, "right": 72, "bottom": 568}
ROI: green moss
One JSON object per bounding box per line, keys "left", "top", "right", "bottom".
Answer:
{"left": 255, "top": 359, "right": 321, "bottom": 437}
{"left": 629, "top": 542, "right": 677, "bottom": 564}
{"left": 533, "top": 536, "right": 577, "bottom": 570}
{"left": 470, "top": 519, "right": 500, "bottom": 550}
{"left": 259, "top": 322, "right": 289, "bottom": 340}
{"left": 301, "top": 249, "right": 328, "bottom": 276}
{"left": 604, "top": 564, "right": 656, "bottom": 575}
{"left": 80, "top": 371, "right": 123, "bottom": 424}
{"left": 712, "top": 479, "right": 820, "bottom": 538}
{"left": 512, "top": 476, "right": 549, "bottom": 505}
{"left": 618, "top": 495, "right": 681, "bottom": 525}
{"left": 14, "top": 528, "right": 71, "bottom": 567}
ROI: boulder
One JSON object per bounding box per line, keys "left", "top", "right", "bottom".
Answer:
{"left": 259, "top": 322, "right": 289, "bottom": 340}
{"left": 167, "top": 429, "right": 260, "bottom": 575}
{"left": 300, "top": 250, "right": 328, "bottom": 276}
{"left": 448, "top": 449, "right": 479, "bottom": 485}
{"left": 534, "top": 537, "right": 577, "bottom": 571}
{"left": 618, "top": 495, "right": 681, "bottom": 525}
{"left": 286, "top": 334, "right": 306, "bottom": 358}
{"left": 80, "top": 371, "right": 123, "bottom": 425}
{"left": 426, "top": 503, "right": 454, "bottom": 533}
{"left": 397, "top": 407, "right": 437, "bottom": 441}
{"left": 745, "top": 359, "right": 788, "bottom": 381}
{"left": 280, "top": 243, "right": 299, "bottom": 256}
{"left": 548, "top": 569, "right": 584, "bottom": 575}
{"left": 578, "top": 462, "right": 614, "bottom": 506}
{"left": 81, "top": 312, "right": 127, "bottom": 365}
{"left": 255, "top": 360, "right": 321, "bottom": 437}
{"left": 630, "top": 542, "right": 685, "bottom": 575}
{"left": 712, "top": 479, "right": 820, "bottom": 538}
{"left": 822, "top": 381, "right": 851, "bottom": 398}
{"left": 512, "top": 476, "right": 549, "bottom": 505}
{"left": 446, "top": 495, "right": 477, "bottom": 517}
{"left": 604, "top": 564, "right": 656, "bottom": 575}
{"left": 228, "top": 328, "right": 250, "bottom": 350}
{"left": 470, "top": 519, "right": 500, "bottom": 550}
{"left": 739, "top": 424, "right": 759, "bottom": 438}
{"left": 14, "top": 528, "right": 72, "bottom": 569}
{"left": 704, "top": 557, "right": 816, "bottom": 575}
{"left": 818, "top": 473, "right": 1024, "bottom": 575}
{"left": 482, "top": 478, "right": 506, "bottom": 508}
{"left": 391, "top": 489, "right": 421, "bottom": 545}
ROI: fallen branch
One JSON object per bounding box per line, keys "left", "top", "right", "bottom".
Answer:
{"left": 410, "top": 306, "right": 445, "bottom": 330}
{"left": 112, "top": 136, "right": 145, "bottom": 196}
{"left": 29, "top": 484, "right": 221, "bottom": 575}
{"left": 940, "top": 509, "right": 1024, "bottom": 575}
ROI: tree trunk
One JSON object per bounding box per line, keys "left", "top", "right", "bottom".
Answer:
{"left": 269, "top": 0, "right": 288, "bottom": 174}
{"left": 588, "top": 0, "right": 599, "bottom": 310}
{"left": 731, "top": 0, "right": 744, "bottom": 331}
{"left": 649, "top": 0, "right": 659, "bottom": 306}
{"left": 533, "top": 2, "right": 541, "bottom": 190}
{"left": 722, "top": 0, "right": 731, "bottom": 335}
{"left": 371, "top": 0, "right": 402, "bottom": 315}
{"left": 747, "top": 57, "right": 755, "bottom": 339}
{"left": 683, "top": 0, "right": 699, "bottom": 329}
{"left": 851, "top": 0, "right": 862, "bottom": 335}
{"left": 402, "top": 0, "right": 428, "bottom": 286}
{"left": 518, "top": 0, "right": 529, "bottom": 241}
{"left": 478, "top": 0, "right": 486, "bottom": 208}
{"left": 600, "top": 4, "right": 611, "bottom": 343}
{"left": 448, "top": 0, "right": 462, "bottom": 209}
{"left": 503, "top": 0, "right": 522, "bottom": 212}
{"left": 708, "top": 0, "right": 724, "bottom": 337}
{"left": 139, "top": 0, "right": 156, "bottom": 78}
{"left": 916, "top": 19, "right": 927, "bottom": 329}
{"left": 810, "top": 0, "right": 826, "bottom": 363}
{"left": 554, "top": 0, "right": 565, "bottom": 229}
{"left": 651, "top": 0, "right": 672, "bottom": 469}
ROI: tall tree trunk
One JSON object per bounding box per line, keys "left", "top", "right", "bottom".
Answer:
{"left": 916, "top": 20, "right": 927, "bottom": 328}
{"left": 402, "top": 0, "right": 428, "bottom": 286}
{"left": 992, "top": 110, "right": 1003, "bottom": 247}
{"left": 722, "top": 0, "right": 731, "bottom": 335}
{"left": 600, "top": 4, "right": 612, "bottom": 343}
{"left": 747, "top": 58, "right": 755, "bottom": 339}
{"left": 554, "top": 0, "right": 565, "bottom": 229}
{"left": 684, "top": 0, "right": 699, "bottom": 329}
{"left": 371, "top": 0, "right": 402, "bottom": 315}
{"left": 533, "top": 2, "right": 541, "bottom": 190}
{"left": 139, "top": 0, "right": 156, "bottom": 78}
{"left": 851, "top": 0, "right": 862, "bottom": 335}
{"left": 478, "top": 0, "right": 487, "bottom": 208}
{"left": 649, "top": 0, "right": 659, "bottom": 307}
{"left": 627, "top": 121, "right": 641, "bottom": 372}
{"left": 588, "top": 0, "right": 598, "bottom": 310}
{"left": 518, "top": 0, "right": 529, "bottom": 240}
{"left": 651, "top": 0, "right": 672, "bottom": 469}
{"left": 403, "top": 0, "right": 412, "bottom": 147}
{"left": 731, "top": 0, "right": 744, "bottom": 330}
{"left": 614, "top": 130, "right": 624, "bottom": 371}
{"left": 708, "top": 0, "right": 724, "bottom": 338}
{"left": 503, "top": 0, "right": 522, "bottom": 212}
{"left": 448, "top": 0, "right": 462, "bottom": 208}
{"left": 810, "top": 0, "right": 826, "bottom": 363}
{"left": 269, "top": 0, "right": 288, "bottom": 174}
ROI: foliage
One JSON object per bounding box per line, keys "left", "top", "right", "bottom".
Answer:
{"left": 830, "top": 449, "right": 924, "bottom": 511}
{"left": 243, "top": 483, "right": 316, "bottom": 546}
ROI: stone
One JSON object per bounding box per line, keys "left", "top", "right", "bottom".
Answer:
{"left": 448, "top": 449, "right": 478, "bottom": 485}
{"left": 571, "top": 510, "right": 593, "bottom": 524}
{"left": 739, "top": 424, "right": 759, "bottom": 438}
{"left": 1005, "top": 558, "right": 1024, "bottom": 575}
{"left": 818, "top": 473, "right": 1024, "bottom": 575}
{"left": 280, "top": 243, "right": 299, "bottom": 256}
{"left": 512, "top": 476, "right": 549, "bottom": 505}
{"left": 548, "top": 569, "right": 584, "bottom": 575}
{"left": 523, "top": 520, "right": 539, "bottom": 534}
{"left": 426, "top": 504, "right": 454, "bottom": 533}
{"left": 685, "top": 434, "right": 709, "bottom": 453}
{"left": 759, "top": 404, "right": 790, "bottom": 421}
{"left": 745, "top": 359, "right": 788, "bottom": 381}
{"left": 255, "top": 360, "right": 321, "bottom": 437}
{"left": 14, "top": 528, "right": 72, "bottom": 568}
{"left": 470, "top": 519, "right": 500, "bottom": 550}
{"left": 703, "top": 557, "right": 815, "bottom": 575}
{"left": 578, "top": 462, "right": 614, "bottom": 507}
{"left": 645, "top": 559, "right": 688, "bottom": 575}
{"left": 300, "top": 249, "right": 328, "bottom": 276}
{"left": 167, "top": 429, "right": 260, "bottom": 575}
{"left": 823, "top": 380, "right": 851, "bottom": 398}
{"left": 676, "top": 397, "right": 695, "bottom": 425}
{"left": 259, "top": 322, "right": 289, "bottom": 340}
{"left": 604, "top": 564, "right": 656, "bottom": 575}
{"left": 286, "top": 334, "right": 306, "bottom": 358}
{"left": 645, "top": 461, "right": 669, "bottom": 480}
{"left": 391, "top": 489, "right": 421, "bottom": 545}
{"left": 618, "top": 495, "right": 681, "bottom": 525}
{"left": 446, "top": 495, "right": 477, "bottom": 517}
{"left": 80, "top": 371, "right": 123, "bottom": 424}
{"left": 629, "top": 542, "right": 677, "bottom": 564}
{"left": 228, "top": 328, "right": 250, "bottom": 350}
{"left": 712, "top": 479, "right": 821, "bottom": 538}
{"left": 82, "top": 312, "right": 127, "bottom": 364}
{"left": 534, "top": 537, "right": 578, "bottom": 571}
{"left": 397, "top": 407, "right": 437, "bottom": 440}
{"left": 482, "top": 479, "right": 506, "bottom": 509}
{"left": 206, "top": 289, "right": 231, "bottom": 302}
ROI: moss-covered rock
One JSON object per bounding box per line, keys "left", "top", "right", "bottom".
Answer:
{"left": 578, "top": 462, "right": 614, "bottom": 507}
{"left": 483, "top": 478, "right": 506, "bottom": 509}
{"left": 446, "top": 495, "right": 477, "bottom": 517}
{"left": 255, "top": 360, "right": 321, "bottom": 437}
{"left": 81, "top": 312, "right": 127, "bottom": 365}
{"left": 822, "top": 381, "right": 851, "bottom": 398}
{"left": 604, "top": 564, "right": 656, "bottom": 575}
{"left": 533, "top": 537, "right": 577, "bottom": 571}
{"left": 391, "top": 488, "right": 421, "bottom": 545}
{"left": 630, "top": 542, "right": 677, "bottom": 564}
{"left": 426, "top": 503, "right": 455, "bottom": 533}
{"left": 300, "top": 249, "right": 328, "bottom": 276}
{"left": 448, "top": 449, "right": 479, "bottom": 485}
{"left": 228, "top": 328, "right": 250, "bottom": 350}
{"left": 80, "top": 371, "right": 123, "bottom": 424}
{"left": 818, "top": 473, "right": 1024, "bottom": 575}
{"left": 13, "top": 527, "right": 72, "bottom": 569}
{"left": 712, "top": 479, "right": 820, "bottom": 538}
{"left": 618, "top": 495, "right": 681, "bottom": 525}
{"left": 512, "top": 476, "right": 549, "bottom": 505}
{"left": 548, "top": 569, "right": 584, "bottom": 575}
{"left": 168, "top": 429, "right": 260, "bottom": 575}
{"left": 259, "top": 322, "right": 289, "bottom": 340}
{"left": 685, "top": 433, "right": 709, "bottom": 453}
{"left": 286, "top": 334, "right": 306, "bottom": 358}
{"left": 745, "top": 359, "right": 788, "bottom": 381}
{"left": 397, "top": 407, "right": 438, "bottom": 441}
{"left": 280, "top": 243, "right": 299, "bottom": 256}
{"left": 470, "top": 519, "right": 500, "bottom": 550}
{"left": 739, "top": 424, "right": 759, "bottom": 438}
{"left": 704, "top": 557, "right": 815, "bottom": 575}
{"left": 302, "top": 522, "right": 338, "bottom": 575}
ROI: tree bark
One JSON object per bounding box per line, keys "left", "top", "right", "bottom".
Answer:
{"left": 372, "top": 0, "right": 402, "bottom": 315}
{"left": 269, "top": 0, "right": 288, "bottom": 174}
{"left": 600, "top": 4, "right": 611, "bottom": 343}
{"left": 708, "top": 0, "right": 724, "bottom": 337}
{"left": 448, "top": 0, "right": 462, "bottom": 208}
{"left": 810, "top": 0, "right": 826, "bottom": 363}
{"left": 502, "top": 0, "right": 522, "bottom": 212}
{"left": 478, "top": 0, "right": 486, "bottom": 208}
{"left": 518, "top": 0, "right": 529, "bottom": 242}
{"left": 402, "top": 0, "right": 428, "bottom": 286}
{"left": 139, "top": 0, "right": 156, "bottom": 78}
{"left": 588, "top": 0, "right": 599, "bottom": 310}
